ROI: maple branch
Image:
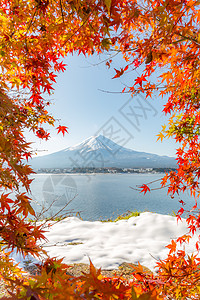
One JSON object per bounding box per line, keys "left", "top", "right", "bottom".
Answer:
{"left": 81, "top": 52, "right": 119, "bottom": 68}
{"left": 129, "top": 184, "right": 171, "bottom": 192}
{"left": 109, "top": 47, "right": 137, "bottom": 53}
{"left": 176, "top": 32, "right": 200, "bottom": 47}
{"left": 59, "top": 0, "right": 65, "bottom": 23}
{"left": 34, "top": 198, "right": 57, "bottom": 222}
{"left": 160, "top": 269, "right": 200, "bottom": 278}
{"left": 40, "top": 194, "right": 78, "bottom": 229}
{"left": 98, "top": 85, "right": 168, "bottom": 94}
{"left": 26, "top": 6, "right": 38, "bottom": 36}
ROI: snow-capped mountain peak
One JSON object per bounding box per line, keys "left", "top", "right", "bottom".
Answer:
{"left": 66, "top": 135, "right": 122, "bottom": 153}
{"left": 30, "top": 135, "right": 176, "bottom": 169}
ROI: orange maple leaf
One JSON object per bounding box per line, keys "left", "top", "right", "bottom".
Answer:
{"left": 166, "top": 240, "right": 177, "bottom": 254}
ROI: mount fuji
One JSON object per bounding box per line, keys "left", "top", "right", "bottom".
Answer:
{"left": 30, "top": 135, "right": 176, "bottom": 169}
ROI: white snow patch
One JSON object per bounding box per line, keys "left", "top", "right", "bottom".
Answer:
{"left": 12, "top": 213, "right": 199, "bottom": 272}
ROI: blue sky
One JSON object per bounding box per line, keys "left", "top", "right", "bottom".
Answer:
{"left": 26, "top": 53, "right": 177, "bottom": 157}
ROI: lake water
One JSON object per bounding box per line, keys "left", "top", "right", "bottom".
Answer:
{"left": 29, "top": 173, "right": 195, "bottom": 221}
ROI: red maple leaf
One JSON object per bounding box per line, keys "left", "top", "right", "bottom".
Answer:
{"left": 139, "top": 184, "right": 150, "bottom": 194}
{"left": 36, "top": 128, "right": 50, "bottom": 140}
{"left": 177, "top": 207, "right": 184, "bottom": 216}
{"left": 112, "top": 68, "right": 124, "bottom": 79}
{"left": 57, "top": 125, "right": 68, "bottom": 136}
{"left": 24, "top": 152, "right": 32, "bottom": 161}
{"left": 179, "top": 199, "right": 186, "bottom": 206}
{"left": 134, "top": 74, "right": 147, "bottom": 87}
{"left": 163, "top": 101, "right": 173, "bottom": 114}
{"left": 133, "top": 59, "right": 140, "bottom": 68}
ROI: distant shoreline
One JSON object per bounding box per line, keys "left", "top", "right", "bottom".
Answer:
{"left": 34, "top": 167, "right": 177, "bottom": 175}
{"left": 33, "top": 172, "right": 164, "bottom": 176}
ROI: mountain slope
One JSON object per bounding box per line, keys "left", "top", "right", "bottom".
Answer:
{"left": 30, "top": 135, "right": 176, "bottom": 169}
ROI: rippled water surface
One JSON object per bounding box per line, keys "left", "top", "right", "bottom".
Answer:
{"left": 29, "top": 173, "right": 194, "bottom": 221}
